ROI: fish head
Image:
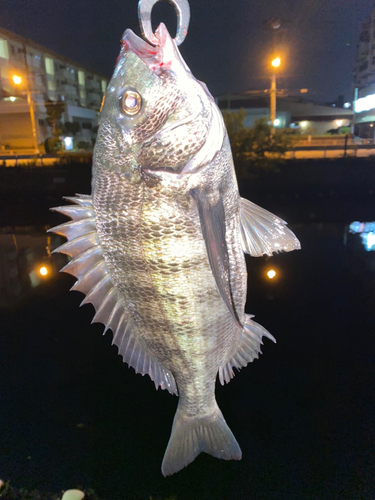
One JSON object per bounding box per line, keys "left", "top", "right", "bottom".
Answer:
{"left": 94, "top": 23, "right": 225, "bottom": 181}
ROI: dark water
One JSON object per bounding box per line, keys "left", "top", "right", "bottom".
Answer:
{"left": 1, "top": 162, "right": 375, "bottom": 499}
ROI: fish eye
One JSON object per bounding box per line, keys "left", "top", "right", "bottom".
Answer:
{"left": 120, "top": 89, "right": 142, "bottom": 116}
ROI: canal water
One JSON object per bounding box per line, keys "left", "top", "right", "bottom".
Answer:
{"left": 0, "top": 162, "right": 374, "bottom": 499}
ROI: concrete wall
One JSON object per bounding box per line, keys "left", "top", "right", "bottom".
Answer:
{"left": 0, "top": 112, "right": 34, "bottom": 149}
{"left": 297, "top": 119, "right": 351, "bottom": 135}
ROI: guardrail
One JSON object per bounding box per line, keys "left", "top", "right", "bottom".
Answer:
{"left": 0, "top": 149, "right": 39, "bottom": 156}
{"left": 293, "top": 138, "right": 375, "bottom": 148}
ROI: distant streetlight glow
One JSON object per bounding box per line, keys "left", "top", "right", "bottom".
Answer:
{"left": 274, "top": 118, "right": 280, "bottom": 126}
{"left": 39, "top": 266, "right": 48, "bottom": 276}
{"left": 12, "top": 75, "right": 22, "bottom": 85}
{"left": 267, "top": 270, "right": 276, "bottom": 279}
{"left": 64, "top": 137, "right": 73, "bottom": 150}
{"left": 300, "top": 121, "right": 307, "bottom": 128}
{"left": 336, "top": 120, "right": 343, "bottom": 127}
{"left": 271, "top": 57, "right": 281, "bottom": 68}
{"left": 9, "top": 96, "right": 16, "bottom": 102}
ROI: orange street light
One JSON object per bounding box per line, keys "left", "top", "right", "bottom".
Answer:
{"left": 39, "top": 266, "right": 49, "bottom": 277}
{"left": 12, "top": 75, "right": 22, "bottom": 85}
{"left": 271, "top": 57, "right": 281, "bottom": 68}
{"left": 267, "top": 269, "right": 277, "bottom": 279}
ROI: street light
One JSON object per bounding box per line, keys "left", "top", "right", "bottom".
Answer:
{"left": 12, "top": 73, "right": 39, "bottom": 153}
{"left": 12, "top": 75, "right": 22, "bottom": 85}
{"left": 270, "top": 57, "right": 281, "bottom": 136}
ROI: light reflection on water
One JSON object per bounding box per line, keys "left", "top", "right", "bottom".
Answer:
{"left": 0, "top": 222, "right": 372, "bottom": 310}
{"left": 0, "top": 228, "right": 67, "bottom": 308}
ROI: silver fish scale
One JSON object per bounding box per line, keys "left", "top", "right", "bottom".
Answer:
{"left": 93, "top": 152, "right": 241, "bottom": 417}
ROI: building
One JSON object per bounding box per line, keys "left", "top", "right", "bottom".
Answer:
{"left": 0, "top": 27, "right": 108, "bottom": 151}
{"left": 353, "top": 9, "right": 375, "bottom": 137}
{"left": 353, "top": 11, "right": 375, "bottom": 91}
{"left": 217, "top": 94, "right": 353, "bottom": 135}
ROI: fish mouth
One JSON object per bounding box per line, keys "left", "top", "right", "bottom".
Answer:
{"left": 122, "top": 23, "right": 181, "bottom": 73}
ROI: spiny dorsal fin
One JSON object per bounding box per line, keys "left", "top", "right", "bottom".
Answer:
{"left": 49, "top": 194, "right": 178, "bottom": 395}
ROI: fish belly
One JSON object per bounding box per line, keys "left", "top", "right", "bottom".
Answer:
{"left": 93, "top": 171, "right": 239, "bottom": 405}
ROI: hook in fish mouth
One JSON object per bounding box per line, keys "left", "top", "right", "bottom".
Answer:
{"left": 121, "top": 23, "right": 187, "bottom": 74}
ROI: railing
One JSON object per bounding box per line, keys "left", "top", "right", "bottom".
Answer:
{"left": 0, "top": 149, "right": 39, "bottom": 156}
{"left": 293, "top": 138, "right": 375, "bottom": 148}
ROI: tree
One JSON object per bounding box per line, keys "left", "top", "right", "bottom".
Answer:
{"left": 222, "top": 109, "right": 291, "bottom": 178}
{"left": 63, "top": 121, "right": 81, "bottom": 136}
{"left": 44, "top": 99, "right": 65, "bottom": 135}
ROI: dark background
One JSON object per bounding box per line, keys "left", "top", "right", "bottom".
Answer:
{"left": 1, "top": 158, "right": 375, "bottom": 499}
{"left": 0, "top": 0, "right": 373, "bottom": 101}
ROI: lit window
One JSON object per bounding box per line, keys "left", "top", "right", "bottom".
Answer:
{"left": 78, "top": 70, "right": 85, "bottom": 86}
{"left": 354, "top": 93, "right": 375, "bottom": 113}
{"left": 80, "top": 89, "right": 86, "bottom": 104}
{"left": 45, "top": 57, "right": 54, "bottom": 75}
{"left": 47, "top": 80, "right": 56, "bottom": 91}
{"left": 101, "top": 79, "right": 107, "bottom": 93}
{"left": 0, "top": 38, "right": 9, "bottom": 60}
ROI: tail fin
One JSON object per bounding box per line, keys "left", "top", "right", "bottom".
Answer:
{"left": 161, "top": 401, "right": 242, "bottom": 476}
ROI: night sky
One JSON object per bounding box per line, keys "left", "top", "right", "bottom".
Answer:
{"left": 0, "top": 0, "right": 373, "bottom": 102}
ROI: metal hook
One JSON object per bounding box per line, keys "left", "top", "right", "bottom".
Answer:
{"left": 138, "top": 0, "right": 190, "bottom": 46}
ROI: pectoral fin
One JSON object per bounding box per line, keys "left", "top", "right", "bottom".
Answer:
{"left": 190, "top": 188, "right": 241, "bottom": 327}
{"left": 240, "top": 197, "right": 301, "bottom": 256}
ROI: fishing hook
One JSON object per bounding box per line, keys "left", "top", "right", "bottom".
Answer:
{"left": 138, "top": 0, "right": 190, "bottom": 46}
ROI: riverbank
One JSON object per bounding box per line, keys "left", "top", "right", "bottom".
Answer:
{"left": 0, "top": 156, "right": 374, "bottom": 227}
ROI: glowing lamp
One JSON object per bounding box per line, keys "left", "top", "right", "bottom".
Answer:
{"left": 267, "top": 270, "right": 276, "bottom": 279}
{"left": 39, "top": 266, "right": 48, "bottom": 276}
{"left": 12, "top": 75, "right": 22, "bottom": 85}
{"left": 63, "top": 137, "right": 73, "bottom": 151}
{"left": 271, "top": 57, "right": 281, "bottom": 68}
{"left": 274, "top": 118, "right": 280, "bottom": 126}
{"left": 300, "top": 121, "right": 307, "bottom": 128}
{"left": 336, "top": 120, "right": 343, "bottom": 127}
{"left": 9, "top": 96, "right": 16, "bottom": 102}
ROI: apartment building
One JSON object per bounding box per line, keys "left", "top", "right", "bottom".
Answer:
{"left": 0, "top": 26, "right": 108, "bottom": 150}
{"left": 353, "top": 9, "right": 375, "bottom": 137}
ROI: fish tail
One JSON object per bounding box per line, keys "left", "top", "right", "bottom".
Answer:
{"left": 161, "top": 400, "right": 242, "bottom": 476}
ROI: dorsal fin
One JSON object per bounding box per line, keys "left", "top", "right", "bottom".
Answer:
{"left": 49, "top": 195, "right": 178, "bottom": 395}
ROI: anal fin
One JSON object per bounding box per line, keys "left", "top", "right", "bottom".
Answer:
{"left": 219, "top": 314, "right": 276, "bottom": 385}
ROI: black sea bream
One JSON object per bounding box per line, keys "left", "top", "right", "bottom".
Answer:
{"left": 50, "top": 21, "right": 300, "bottom": 475}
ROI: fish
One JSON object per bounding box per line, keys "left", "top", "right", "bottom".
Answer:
{"left": 49, "top": 22, "right": 300, "bottom": 476}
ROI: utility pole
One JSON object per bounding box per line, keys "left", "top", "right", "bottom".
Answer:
{"left": 270, "top": 57, "right": 280, "bottom": 137}
{"left": 21, "top": 43, "right": 39, "bottom": 153}
{"left": 270, "top": 73, "right": 276, "bottom": 136}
